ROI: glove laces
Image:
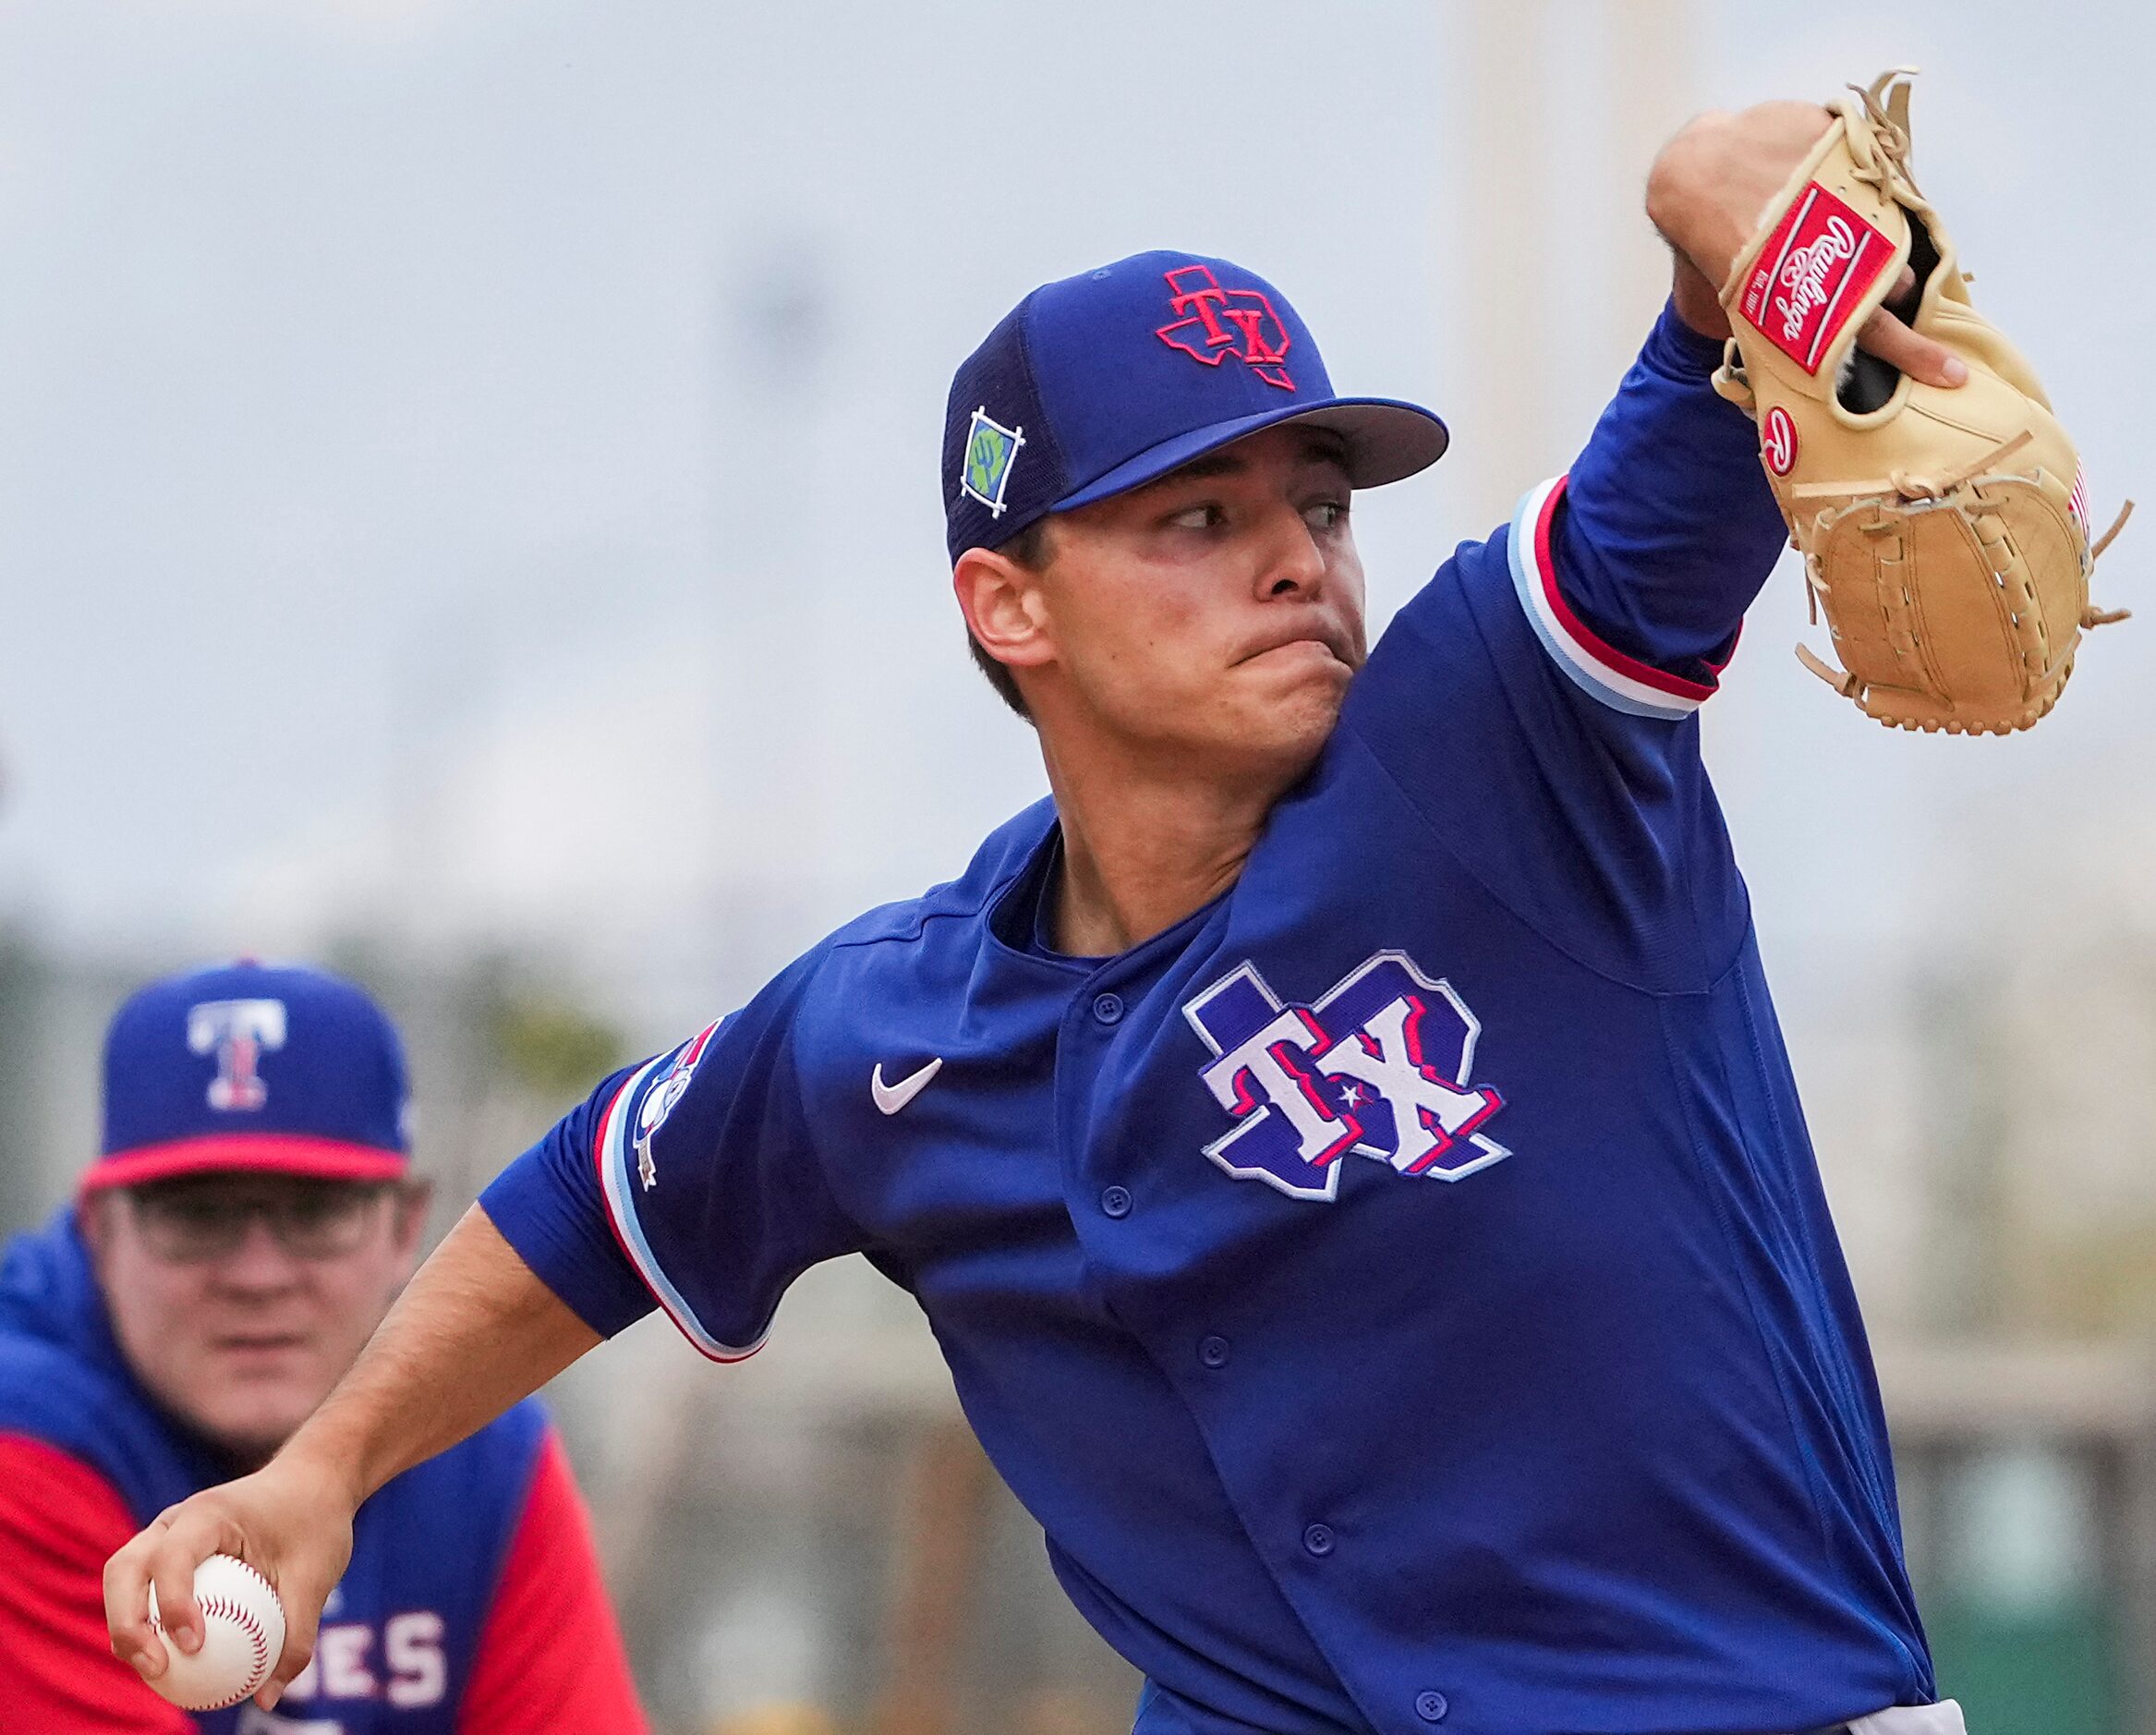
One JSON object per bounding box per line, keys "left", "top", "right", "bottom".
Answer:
{"left": 1844, "top": 67, "right": 1921, "bottom": 198}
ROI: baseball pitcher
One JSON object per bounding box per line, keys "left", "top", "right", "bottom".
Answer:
{"left": 107, "top": 78, "right": 2120, "bottom": 1735}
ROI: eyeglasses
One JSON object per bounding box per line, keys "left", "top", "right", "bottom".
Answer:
{"left": 123, "top": 1181, "right": 397, "bottom": 1264}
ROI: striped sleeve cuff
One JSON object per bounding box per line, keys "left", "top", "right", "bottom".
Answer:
{"left": 593, "top": 1047, "right": 769, "bottom": 1364}
{"left": 1507, "top": 476, "right": 1719, "bottom": 721}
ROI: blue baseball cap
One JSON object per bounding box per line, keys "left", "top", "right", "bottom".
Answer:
{"left": 943, "top": 249, "right": 1447, "bottom": 563}
{"left": 81, "top": 960, "right": 413, "bottom": 1194}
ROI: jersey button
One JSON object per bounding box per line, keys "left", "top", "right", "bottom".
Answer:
{"left": 1198, "top": 1335, "right": 1230, "bottom": 1369}
{"left": 1414, "top": 1691, "right": 1449, "bottom": 1723}
{"left": 1302, "top": 1523, "right": 1335, "bottom": 1558}
{"left": 1099, "top": 1185, "right": 1133, "bottom": 1219}
{"left": 1091, "top": 991, "right": 1125, "bottom": 1025}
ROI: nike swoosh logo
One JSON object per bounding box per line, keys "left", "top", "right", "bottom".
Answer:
{"left": 871, "top": 1057, "right": 943, "bottom": 1116}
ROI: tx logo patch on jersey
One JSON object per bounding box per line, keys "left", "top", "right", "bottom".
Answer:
{"left": 1155, "top": 263, "right": 1295, "bottom": 391}
{"left": 633, "top": 1019, "right": 721, "bottom": 1191}
{"left": 960, "top": 406, "right": 1025, "bottom": 518}
{"left": 1182, "top": 951, "right": 1506, "bottom": 1203}
{"left": 187, "top": 998, "right": 286, "bottom": 1112}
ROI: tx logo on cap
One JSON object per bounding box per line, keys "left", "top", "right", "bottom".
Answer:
{"left": 188, "top": 998, "right": 287, "bottom": 1112}
{"left": 960, "top": 407, "right": 1026, "bottom": 518}
{"left": 1156, "top": 264, "right": 1295, "bottom": 391}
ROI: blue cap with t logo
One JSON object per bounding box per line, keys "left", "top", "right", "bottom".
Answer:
{"left": 81, "top": 960, "right": 412, "bottom": 1195}
{"left": 942, "top": 249, "right": 1447, "bottom": 563}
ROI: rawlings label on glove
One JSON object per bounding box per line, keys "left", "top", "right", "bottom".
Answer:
{"left": 1713, "top": 68, "right": 2129, "bottom": 734}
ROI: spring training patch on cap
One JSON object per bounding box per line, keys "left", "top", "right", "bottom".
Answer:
{"left": 961, "top": 407, "right": 1025, "bottom": 518}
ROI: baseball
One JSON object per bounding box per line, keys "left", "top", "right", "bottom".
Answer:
{"left": 145, "top": 1554, "right": 285, "bottom": 1711}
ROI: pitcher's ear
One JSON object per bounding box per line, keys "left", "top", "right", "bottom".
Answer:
{"left": 953, "top": 545, "right": 1056, "bottom": 679}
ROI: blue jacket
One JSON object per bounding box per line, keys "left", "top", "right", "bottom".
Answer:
{"left": 0, "top": 1210, "right": 550, "bottom": 1733}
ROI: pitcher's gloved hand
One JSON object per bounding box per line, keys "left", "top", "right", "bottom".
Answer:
{"left": 1706, "top": 69, "right": 2128, "bottom": 734}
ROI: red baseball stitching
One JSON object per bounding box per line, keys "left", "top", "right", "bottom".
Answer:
{"left": 152, "top": 1562, "right": 276, "bottom": 1711}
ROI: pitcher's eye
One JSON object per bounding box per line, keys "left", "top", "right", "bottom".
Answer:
{"left": 1303, "top": 500, "right": 1349, "bottom": 531}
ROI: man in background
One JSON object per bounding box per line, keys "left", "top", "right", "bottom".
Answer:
{"left": 0, "top": 959, "right": 644, "bottom": 1732}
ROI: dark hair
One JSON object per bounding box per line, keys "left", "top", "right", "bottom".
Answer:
{"left": 966, "top": 517, "right": 1054, "bottom": 722}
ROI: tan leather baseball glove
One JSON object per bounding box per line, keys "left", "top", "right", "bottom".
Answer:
{"left": 1713, "top": 68, "right": 2128, "bottom": 734}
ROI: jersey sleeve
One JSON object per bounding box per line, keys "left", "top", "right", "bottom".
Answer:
{"left": 1507, "top": 299, "right": 1790, "bottom": 718}
{"left": 480, "top": 1065, "right": 657, "bottom": 1340}
{"left": 457, "top": 1428, "right": 646, "bottom": 1735}
{"left": 0, "top": 1433, "right": 196, "bottom": 1735}
{"left": 1339, "top": 306, "right": 1785, "bottom": 992}
{"left": 479, "top": 951, "right": 865, "bottom": 1362}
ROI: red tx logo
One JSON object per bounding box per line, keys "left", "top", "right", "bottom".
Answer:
{"left": 1155, "top": 264, "right": 1295, "bottom": 391}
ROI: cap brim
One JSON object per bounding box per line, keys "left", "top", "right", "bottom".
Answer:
{"left": 1055, "top": 396, "right": 1448, "bottom": 514}
{"left": 79, "top": 1135, "right": 411, "bottom": 1195}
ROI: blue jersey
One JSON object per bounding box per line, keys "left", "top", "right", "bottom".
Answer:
{"left": 0, "top": 1211, "right": 551, "bottom": 1734}
{"left": 484, "top": 304, "right": 1932, "bottom": 1735}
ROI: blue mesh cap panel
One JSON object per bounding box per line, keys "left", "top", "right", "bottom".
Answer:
{"left": 943, "top": 296, "right": 1073, "bottom": 562}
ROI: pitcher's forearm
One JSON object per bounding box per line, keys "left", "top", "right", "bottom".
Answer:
{"left": 275, "top": 1204, "right": 602, "bottom": 1505}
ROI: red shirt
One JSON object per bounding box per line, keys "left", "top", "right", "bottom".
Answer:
{"left": 0, "top": 1429, "right": 646, "bottom": 1733}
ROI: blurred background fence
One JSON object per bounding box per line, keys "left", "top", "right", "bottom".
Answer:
{"left": 5, "top": 1, "right": 2155, "bottom": 1730}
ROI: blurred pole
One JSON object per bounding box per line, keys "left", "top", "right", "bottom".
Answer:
{"left": 866, "top": 1419, "right": 994, "bottom": 1735}
{"left": 1460, "top": 0, "right": 1552, "bottom": 533}
{"left": 1609, "top": 0, "right": 1696, "bottom": 352}
{"left": 701, "top": 245, "right": 838, "bottom": 996}
{"left": 1459, "top": 0, "right": 1699, "bottom": 529}
{"left": 600, "top": 1371, "right": 721, "bottom": 1674}
{"left": 1916, "top": 966, "right": 2009, "bottom": 1334}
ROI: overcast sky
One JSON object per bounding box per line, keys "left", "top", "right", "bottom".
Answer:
{"left": 0, "top": 0, "right": 2149, "bottom": 1028}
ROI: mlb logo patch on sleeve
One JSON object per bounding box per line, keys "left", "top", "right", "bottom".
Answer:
{"left": 1736, "top": 182, "right": 1894, "bottom": 375}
